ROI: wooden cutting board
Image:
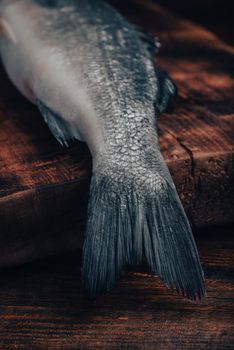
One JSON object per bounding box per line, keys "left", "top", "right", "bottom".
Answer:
{"left": 0, "top": 0, "right": 233, "bottom": 268}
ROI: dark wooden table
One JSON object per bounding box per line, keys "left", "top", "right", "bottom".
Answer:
{"left": 0, "top": 225, "right": 233, "bottom": 349}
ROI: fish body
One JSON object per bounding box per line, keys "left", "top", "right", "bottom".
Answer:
{"left": 0, "top": 0, "right": 205, "bottom": 299}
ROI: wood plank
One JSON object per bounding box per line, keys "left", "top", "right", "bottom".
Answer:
{"left": 0, "top": 225, "right": 233, "bottom": 349}
{"left": 0, "top": 0, "right": 234, "bottom": 268}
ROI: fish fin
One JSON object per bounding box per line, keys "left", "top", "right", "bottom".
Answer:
{"left": 37, "top": 99, "right": 83, "bottom": 146}
{"left": 155, "top": 66, "right": 177, "bottom": 113}
{"left": 82, "top": 158, "right": 205, "bottom": 300}
{"left": 134, "top": 25, "right": 161, "bottom": 56}
{"left": 144, "top": 176, "right": 205, "bottom": 300}
{"left": 0, "top": 18, "right": 17, "bottom": 43}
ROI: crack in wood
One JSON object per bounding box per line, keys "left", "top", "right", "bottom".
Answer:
{"left": 163, "top": 128, "right": 196, "bottom": 180}
{"left": 176, "top": 137, "right": 196, "bottom": 179}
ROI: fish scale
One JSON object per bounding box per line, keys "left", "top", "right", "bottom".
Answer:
{"left": 0, "top": 0, "right": 205, "bottom": 300}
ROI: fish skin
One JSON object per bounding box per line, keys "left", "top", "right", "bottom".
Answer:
{"left": 0, "top": 0, "right": 205, "bottom": 299}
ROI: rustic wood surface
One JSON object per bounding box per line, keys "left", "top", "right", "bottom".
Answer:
{"left": 0, "top": 225, "right": 233, "bottom": 349}
{"left": 0, "top": 0, "right": 234, "bottom": 267}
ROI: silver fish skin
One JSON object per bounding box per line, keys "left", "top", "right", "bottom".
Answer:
{"left": 0, "top": 0, "right": 205, "bottom": 299}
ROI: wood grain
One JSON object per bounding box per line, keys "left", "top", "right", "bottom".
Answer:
{"left": 0, "top": 225, "right": 233, "bottom": 349}
{"left": 0, "top": 0, "right": 234, "bottom": 268}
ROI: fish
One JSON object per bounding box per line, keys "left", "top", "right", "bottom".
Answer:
{"left": 0, "top": 0, "right": 205, "bottom": 300}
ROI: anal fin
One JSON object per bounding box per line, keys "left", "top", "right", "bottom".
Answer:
{"left": 37, "top": 99, "right": 83, "bottom": 146}
{"left": 155, "top": 67, "right": 178, "bottom": 113}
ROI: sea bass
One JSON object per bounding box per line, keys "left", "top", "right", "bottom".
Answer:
{"left": 0, "top": 0, "right": 205, "bottom": 299}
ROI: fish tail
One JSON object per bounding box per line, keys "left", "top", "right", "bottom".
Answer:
{"left": 82, "top": 157, "right": 205, "bottom": 300}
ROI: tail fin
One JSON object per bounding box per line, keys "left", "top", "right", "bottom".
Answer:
{"left": 82, "top": 161, "right": 205, "bottom": 300}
